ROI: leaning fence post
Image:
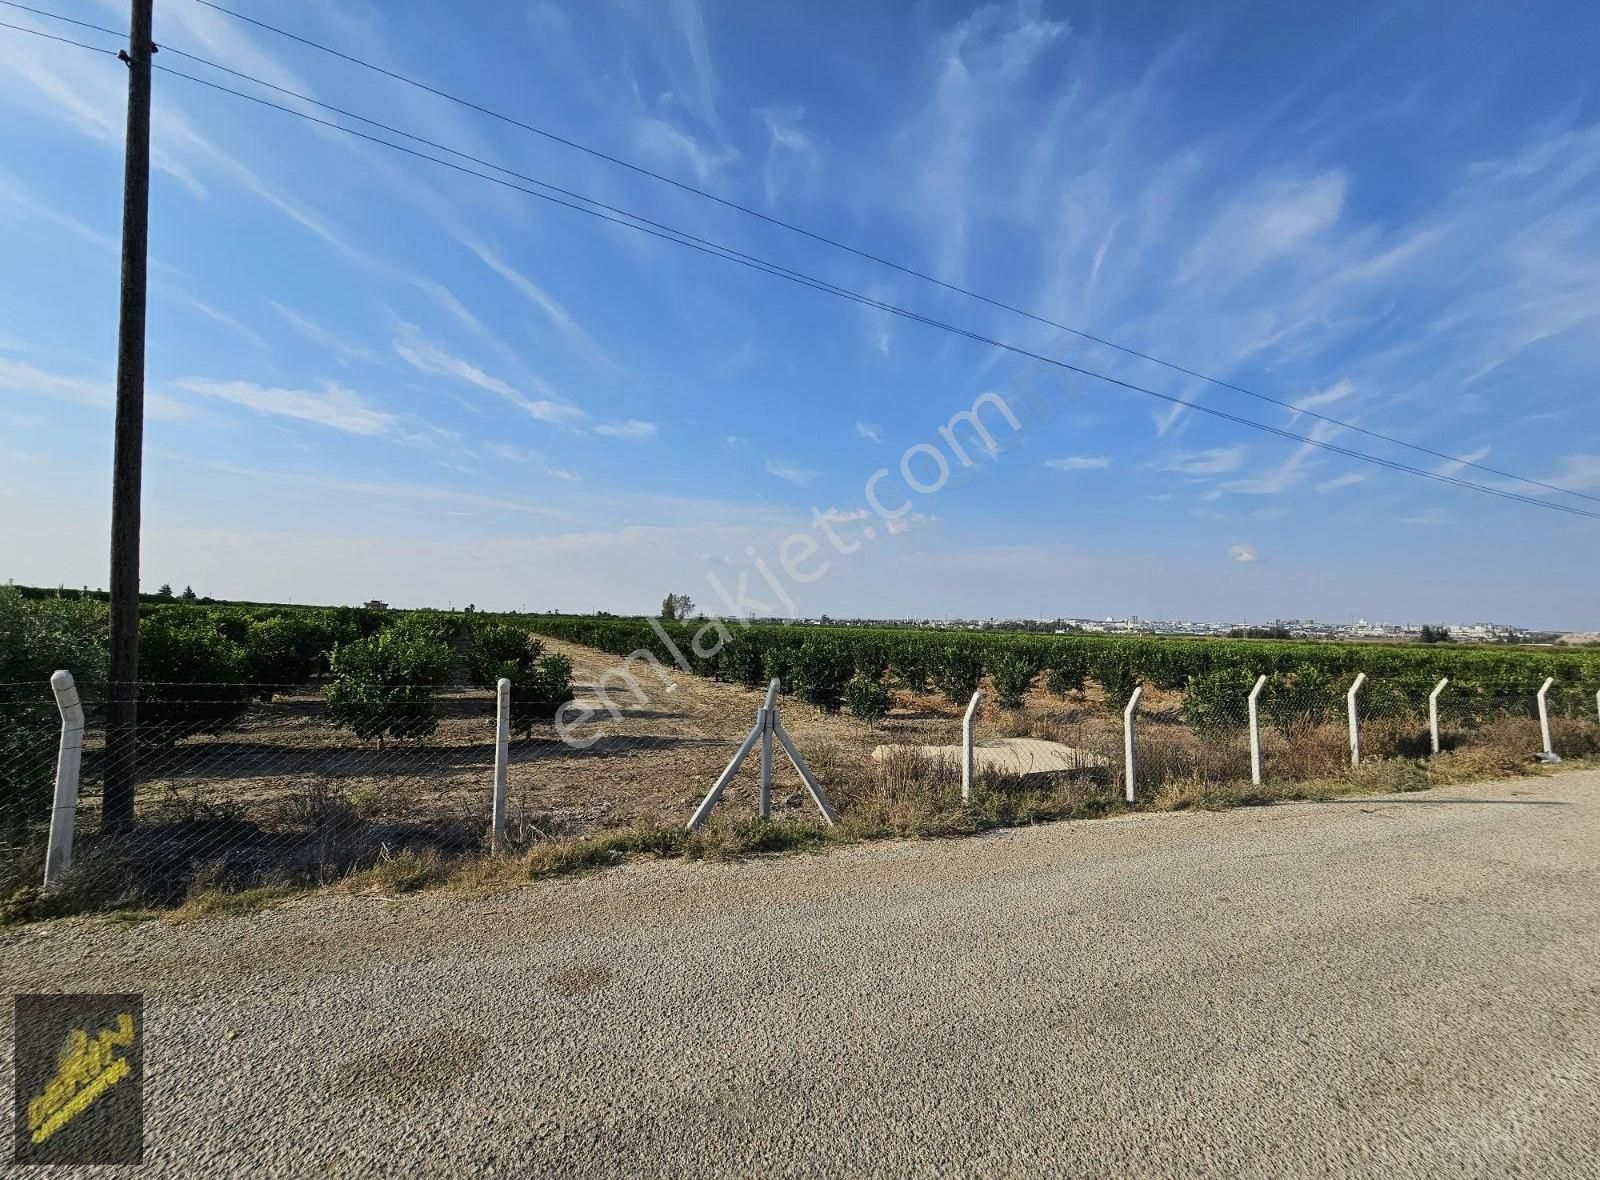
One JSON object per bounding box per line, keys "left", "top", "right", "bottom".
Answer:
{"left": 1247, "top": 674, "right": 1267, "bottom": 786}
{"left": 491, "top": 677, "right": 510, "bottom": 852}
{"left": 1537, "top": 677, "right": 1556, "bottom": 757}
{"left": 1428, "top": 678, "right": 1449, "bottom": 756}
{"left": 43, "top": 670, "right": 85, "bottom": 890}
{"left": 1123, "top": 685, "right": 1143, "bottom": 804}
{"left": 1595, "top": 689, "right": 1599, "bottom": 726}
{"left": 961, "top": 689, "right": 982, "bottom": 803}
{"left": 1347, "top": 672, "right": 1367, "bottom": 768}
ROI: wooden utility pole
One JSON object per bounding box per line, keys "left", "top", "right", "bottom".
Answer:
{"left": 103, "top": 0, "right": 155, "bottom": 834}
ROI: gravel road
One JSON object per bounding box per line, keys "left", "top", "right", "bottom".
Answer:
{"left": 5, "top": 771, "right": 1599, "bottom": 1177}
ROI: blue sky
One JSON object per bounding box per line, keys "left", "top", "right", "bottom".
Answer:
{"left": 2, "top": 0, "right": 1598, "bottom": 626}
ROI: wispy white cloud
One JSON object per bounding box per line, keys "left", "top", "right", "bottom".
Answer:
{"left": 855, "top": 421, "right": 883, "bottom": 444}
{"left": 632, "top": 117, "right": 737, "bottom": 183}
{"left": 1045, "top": 455, "right": 1111, "bottom": 471}
{"left": 1228, "top": 542, "right": 1259, "bottom": 563}
{"left": 1430, "top": 445, "right": 1490, "bottom": 477}
{"left": 1159, "top": 445, "right": 1248, "bottom": 476}
{"left": 1215, "top": 421, "right": 1344, "bottom": 497}
{"left": 1536, "top": 453, "right": 1600, "bottom": 493}
{"left": 765, "top": 458, "right": 818, "bottom": 485}
{"left": 486, "top": 442, "right": 581, "bottom": 481}
{"left": 593, "top": 419, "right": 658, "bottom": 440}
{"left": 393, "top": 326, "right": 584, "bottom": 425}
{"left": 456, "top": 236, "right": 618, "bottom": 370}
{"left": 0, "top": 355, "right": 189, "bottom": 420}
{"left": 1177, "top": 171, "right": 1348, "bottom": 291}
{"left": 173, "top": 378, "right": 399, "bottom": 436}
{"left": 1289, "top": 378, "right": 1357, "bottom": 417}
{"left": 758, "top": 105, "right": 821, "bottom": 203}
{"left": 1316, "top": 471, "right": 1369, "bottom": 493}
{"left": 1399, "top": 508, "right": 1451, "bottom": 526}
{"left": 269, "top": 302, "right": 378, "bottom": 366}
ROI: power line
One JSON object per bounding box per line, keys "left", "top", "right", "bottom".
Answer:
{"left": 2, "top": 18, "right": 1597, "bottom": 523}
{"left": 0, "top": 13, "right": 117, "bottom": 52}
{"left": 0, "top": 1, "right": 120, "bottom": 39}
{"left": 9, "top": 1, "right": 1596, "bottom": 512}
{"left": 159, "top": 0, "right": 1600, "bottom": 509}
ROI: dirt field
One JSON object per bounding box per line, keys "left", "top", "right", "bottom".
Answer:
{"left": 31, "top": 631, "right": 1594, "bottom": 913}
{"left": 81, "top": 633, "right": 1594, "bottom": 845}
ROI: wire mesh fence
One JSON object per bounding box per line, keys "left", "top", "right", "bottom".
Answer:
{"left": 4, "top": 656, "right": 1599, "bottom": 917}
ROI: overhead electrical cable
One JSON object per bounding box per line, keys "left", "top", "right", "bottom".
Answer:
{"left": 2, "top": 16, "right": 1597, "bottom": 522}
{"left": 129, "top": 0, "right": 1600, "bottom": 508}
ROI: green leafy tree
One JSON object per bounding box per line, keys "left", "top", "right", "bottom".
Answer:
{"left": 137, "top": 611, "right": 252, "bottom": 745}
{"left": 0, "top": 587, "right": 108, "bottom": 839}
{"left": 244, "top": 614, "right": 333, "bottom": 698}
{"left": 844, "top": 672, "right": 892, "bottom": 721}
{"left": 660, "top": 592, "right": 695, "bottom": 621}
{"left": 990, "top": 651, "right": 1042, "bottom": 709}
{"left": 1181, "top": 669, "right": 1256, "bottom": 738}
{"left": 1046, "top": 653, "right": 1088, "bottom": 697}
{"left": 324, "top": 622, "right": 453, "bottom": 744}
{"left": 932, "top": 644, "right": 985, "bottom": 704}
{"left": 463, "top": 620, "right": 574, "bottom": 733}
{"left": 891, "top": 643, "right": 930, "bottom": 693}
{"left": 790, "top": 638, "right": 853, "bottom": 712}
{"left": 719, "top": 637, "right": 767, "bottom": 688}
{"left": 1091, "top": 651, "right": 1139, "bottom": 706}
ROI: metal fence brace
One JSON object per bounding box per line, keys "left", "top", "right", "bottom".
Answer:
{"left": 688, "top": 679, "right": 838, "bottom": 831}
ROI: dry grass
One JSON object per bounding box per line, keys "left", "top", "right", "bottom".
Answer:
{"left": 169, "top": 884, "right": 297, "bottom": 923}
{"left": 7, "top": 641, "right": 1598, "bottom": 924}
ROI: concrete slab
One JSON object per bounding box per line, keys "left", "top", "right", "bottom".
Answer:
{"left": 870, "top": 736, "right": 1108, "bottom": 776}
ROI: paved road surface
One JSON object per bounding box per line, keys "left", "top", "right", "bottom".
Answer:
{"left": 5, "top": 771, "right": 1599, "bottom": 1177}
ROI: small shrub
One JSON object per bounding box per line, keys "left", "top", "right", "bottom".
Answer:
{"left": 844, "top": 673, "right": 892, "bottom": 721}
{"left": 0, "top": 588, "right": 108, "bottom": 841}
{"left": 324, "top": 621, "right": 453, "bottom": 743}
{"left": 1262, "top": 666, "right": 1338, "bottom": 733}
{"left": 852, "top": 638, "right": 890, "bottom": 680}
{"left": 893, "top": 646, "right": 930, "bottom": 693}
{"left": 790, "top": 638, "right": 853, "bottom": 712}
{"left": 1182, "top": 669, "right": 1255, "bottom": 737}
{"left": 463, "top": 620, "right": 574, "bottom": 731}
{"left": 1091, "top": 652, "right": 1139, "bottom": 707}
{"left": 244, "top": 614, "right": 331, "bottom": 697}
{"left": 719, "top": 638, "right": 767, "bottom": 688}
{"left": 1046, "top": 657, "right": 1087, "bottom": 697}
{"left": 932, "top": 644, "right": 985, "bottom": 704}
{"left": 138, "top": 611, "right": 252, "bottom": 745}
{"left": 990, "top": 652, "right": 1041, "bottom": 709}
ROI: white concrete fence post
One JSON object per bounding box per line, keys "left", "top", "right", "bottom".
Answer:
{"left": 758, "top": 678, "right": 778, "bottom": 820}
{"left": 43, "top": 670, "right": 85, "bottom": 891}
{"left": 1347, "top": 672, "right": 1367, "bottom": 769}
{"left": 1248, "top": 674, "right": 1267, "bottom": 787}
{"left": 961, "top": 690, "right": 982, "bottom": 803}
{"left": 1537, "top": 677, "right": 1556, "bottom": 758}
{"left": 1428, "top": 678, "right": 1449, "bottom": 756}
{"left": 1595, "top": 689, "right": 1599, "bottom": 726}
{"left": 1123, "top": 685, "right": 1143, "bottom": 804}
{"left": 491, "top": 677, "right": 510, "bottom": 852}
